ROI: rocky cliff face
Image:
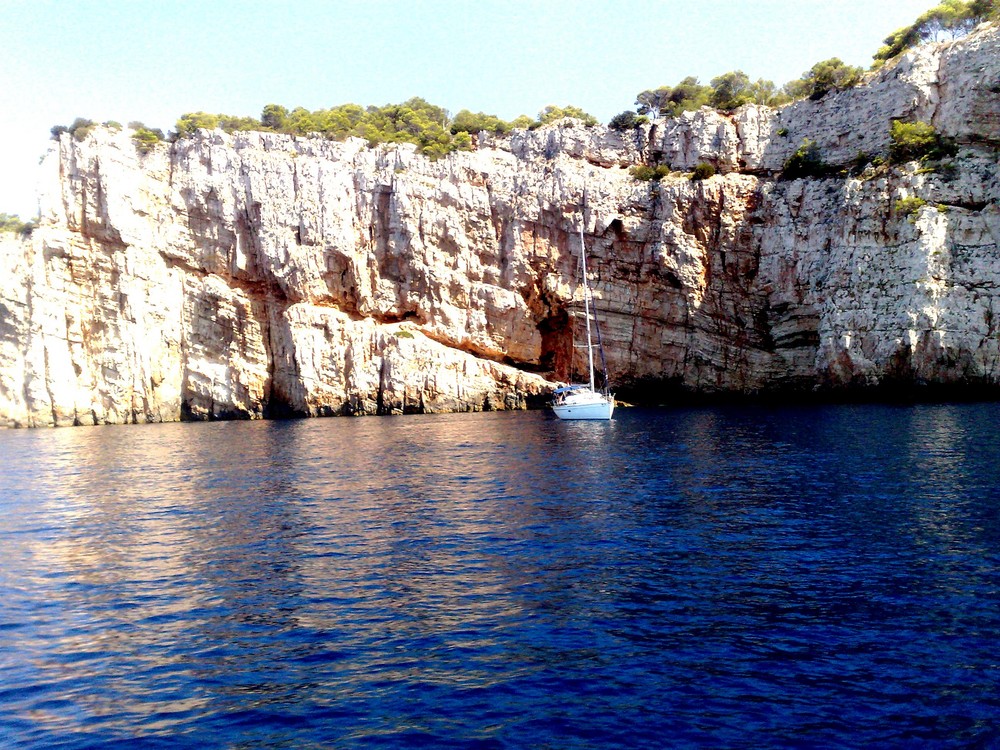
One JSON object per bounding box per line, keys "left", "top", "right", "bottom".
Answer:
{"left": 2, "top": 25, "right": 1000, "bottom": 427}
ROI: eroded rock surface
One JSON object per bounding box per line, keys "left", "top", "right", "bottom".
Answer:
{"left": 2, "top": 25, "right": 999, "bottom": 426}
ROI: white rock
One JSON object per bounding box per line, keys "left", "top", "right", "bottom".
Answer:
{"left": 2, "top": 25, "right": 1000, "bottom": 426}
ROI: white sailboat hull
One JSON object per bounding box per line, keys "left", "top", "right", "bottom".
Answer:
{"left": 551, "top": 389, "right": 615, "bottom": 420}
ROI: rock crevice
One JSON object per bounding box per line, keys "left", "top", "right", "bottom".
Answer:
{"left": 2, "top": 26, "right": 1000, "bottom": 426}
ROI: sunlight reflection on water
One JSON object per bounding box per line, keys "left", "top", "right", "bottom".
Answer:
{"left": 1, "top": 405, "right": 999, "bottom": 747}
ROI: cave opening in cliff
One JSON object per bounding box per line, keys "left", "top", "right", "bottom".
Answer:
{"left": 262, "top": 384, "right": 307, "bottom": 420}
{"left": 536, "top": 307, "right": 572, "bottom": 379}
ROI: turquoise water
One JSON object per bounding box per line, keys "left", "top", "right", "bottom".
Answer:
{"left": 0, "top": 405, "right": 998, "bottom": 748}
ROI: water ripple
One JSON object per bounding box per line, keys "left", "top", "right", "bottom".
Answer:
{"left": 1, "top": 406, "right": 1000, "bottom": 747}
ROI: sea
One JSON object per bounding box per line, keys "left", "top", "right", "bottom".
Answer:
{"left": 0, "top": 403, "right": 998, "bottom": 749}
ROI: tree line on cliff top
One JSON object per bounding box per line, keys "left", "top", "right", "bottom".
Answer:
{"left": 624, "top": 0, "right": 997, "bottom": 122}
{"left": 0, "top": 0, "right": 977, "bottom": 230}
{"left": 43, "top": 0, "right": 999, "bottom": 168}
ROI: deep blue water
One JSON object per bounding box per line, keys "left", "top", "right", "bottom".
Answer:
{"left": 1, "top": 404, "right": 999, "bottom": 749}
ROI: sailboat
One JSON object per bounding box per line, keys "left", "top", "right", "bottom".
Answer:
{"left": 551, "top": 200, "right": 615, "bottom": 421}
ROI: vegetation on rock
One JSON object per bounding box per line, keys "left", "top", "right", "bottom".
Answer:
{"left": 608, "top": 111, "right": 649, "bottom": 131}
{"left": 784, "top": 58, "right": 865, "bottom": 100}
{"left": 625, "top": 1, "right": 995, "bottom": 125}
{"left": 451, "top": 110, "right": 517, "bottom": 135}
{"left": 888, "top": 120, "right": 958, "bottom": 164}
{"left": 129, "top": 122, "right": 165, "bottom": 155}
{"left": 849, "top": 150, "right": 886, "bottom": 177}
{"left": 0, "top": 213, "right": 35, "bottom": 236}
{"left": 170, "top": 99, "right": 595, "bottom": 158}
{"left": 874, "top": 0, "right": 997, "bottom": 65}
{"left": 782, "top": 138, "right": 835, "bottom": 179}
{"left": 536, "top": 105, "right": 598, "bottom": 127}
{"left": 50, "top": 117, "right": 97, "bottom": 141}
{"left": 51, "top": 98, "right": 600, "bottom": 160}
{"left": 709, "top": 71, "right": 786, "bottom": 110}
{"left": 895, "top": 196, "right": 929, "bottom": 216}
{"left": 691, "top": 162, "right": 717, "bottom": 180}
{"left": 629, "top": 164, "right": 672, "bottom": 181}
{"left": 629, "top": 59, "right": 865, "bottom": 124}
{"left": 634, "top": 77, "right": 715, "bottom": 119}
{"left": 40, "top": 0, "right": 995, "bottom": 184}
{"left": 774, "top": 118, "right": 958, "bottom": 183}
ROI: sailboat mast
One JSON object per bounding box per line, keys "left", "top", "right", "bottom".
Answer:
{"left": 579, "top": 213, "right": 595, "bottom": 392}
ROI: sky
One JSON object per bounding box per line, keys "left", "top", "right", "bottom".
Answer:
{"left": 0, "top": 0, "right": 935, "bottom": 218}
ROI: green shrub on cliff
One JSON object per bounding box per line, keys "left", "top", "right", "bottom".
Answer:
{"left": 783, "top": 58, "right": 865, "bottom": 100}
{"left": 129, "top": 122, "right": 165, "bottom": 155}
{"left": 631, "top": 59, "right": 862, "bottom": 120}
{"left": 70, "top": 118, "right": 96, "bottom": 141}
{"left": 782, "top": 138, "right": 834, "bottom": 178}
{"left": 261, "top": 104, "right": 289, "bottom": 131}
{"left": 535, "top": 105, "right": 599, "bottom": 127}
{"left": 451, "top": 110, "right": 512, "bottom": 135}
{"left": 173, "top": 111, "right": 263, "bottom": 138}
{"left": 608, "top": 111, "right": 649, "bottom": 131}
{"left": 691, "top": 162, "right": 717, "bottom": 180}
{"left": 175, "top": 112, "right": 221, "bottom": 137}
{"left": 709, "top": 71, "right": 790, "bottom": 110}
{"left": 132, "top": 130, "right": 160, "bottom": 154}
{"left": 874, "top": 0, "right": 997, "bottom": 66}
{"left": 626, "top": 0, "right": 996, "bottom": 119}
{"left": 629, "top": 164, "right": 672, "bottom": 181}
{"left": 888, "top": 120, "right": 958, "bottom": 164}
{"left": 895, "top": 196, "right": 928, "bottom": 216}
{"left": 635, "top": 78, "right": 712, "bottom": 119}
{"left": 50, "top": 118, "right": 97, "bottom": 141}
{"left": 0, "top": 213, "right": 35, "bottom": 237}
{"left": 168, "top": 98, "right": 589, "bottom": 158}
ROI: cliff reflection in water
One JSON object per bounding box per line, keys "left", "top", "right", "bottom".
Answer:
{"left": 2, "top": 406, "right": 999, "bottom": 748}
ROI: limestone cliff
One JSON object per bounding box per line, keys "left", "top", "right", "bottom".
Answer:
{"left": 2, "top": 25, "right": 1000, "bottom": 427}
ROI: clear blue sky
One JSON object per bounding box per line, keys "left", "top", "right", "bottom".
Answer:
{"left": 1, "top": 0, "right": 933, "bottom": 217}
